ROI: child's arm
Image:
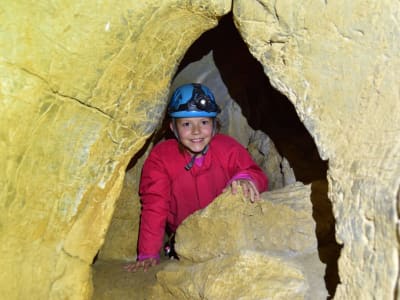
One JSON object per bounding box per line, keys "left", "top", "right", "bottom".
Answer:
{"left": 130, "top": 147, "right": 170, "bottom": 271}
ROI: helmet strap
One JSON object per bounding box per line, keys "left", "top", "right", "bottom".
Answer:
{"left": 171, "top": 119, "right": 179, "bottom": 141}
{"left": 185, "top": 144, "right": 209, "bottom": 171}
{"left": 212, "top": 118, "right": 217, "bottom": 136}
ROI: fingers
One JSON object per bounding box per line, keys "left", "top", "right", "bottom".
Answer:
{"left": 230, "top": 180, "right": 260, "bottom": 202}
{"left": 123, "top": 258, "right": 158, "bottom": 272}
{"left": 143, "top": 258, "right": 158, "bottom": 272}
{"left": 246, "top": 180, "right": 260, "bottom": 202}
{"left": 230, "top": 180, "right": 239, "bottom": 195}
{"left": 123, "top": 262, "right": 139, "bottom": 272}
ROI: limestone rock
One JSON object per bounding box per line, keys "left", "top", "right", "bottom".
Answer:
{"left": 0, "top": 1, "right": 230, "bottom": 299}
{"left": 248, "top": 130, "right": 296, "bottom": 189}
{"left": 153, "top": 252, "right": 307, "bottom": 300}
{"left": 172, "top": 183, "right": 327, "bottom": 299}
{"left": 97, "top": 165, "right": 142, "bottom": 261}
{"left": 233, "top": 1, "right": 400, "bottom": 298}
{"left": 176, "top": 183, "right": 315, "bottom": 260}
{"left": 1, "top": 0, "right": 400, "bottom": 299}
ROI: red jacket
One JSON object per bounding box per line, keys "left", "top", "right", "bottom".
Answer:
{"left": 138, "top": 134, "right": 268, "bottom": 258}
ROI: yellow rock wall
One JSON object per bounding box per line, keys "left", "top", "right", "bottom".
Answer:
{"left": 1, "top": 0, "right": 400, "bottom": 299}
{"left": 0, "top": 1, "right": 230, "bottom": 299}
{"left": 233, "top": 0, "right": 400, "bottom": 298}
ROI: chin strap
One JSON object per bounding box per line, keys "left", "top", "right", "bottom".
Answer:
{"left": 185, "top": 144, "right": 209, "bottom": 171}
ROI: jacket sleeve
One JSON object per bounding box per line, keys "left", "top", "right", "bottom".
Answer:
{"left": 224, "top": 137, "right": 268, "bottom": 192}
{"left": 137, "top": 147, "right": 170, "bottom": 259}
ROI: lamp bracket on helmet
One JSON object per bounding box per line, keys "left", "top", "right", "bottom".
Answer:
{"left": 171, "top": 94, "right": 218, "bottom": 113}
{"left": 167, "top": 83, "right": 221, "bottom": 117}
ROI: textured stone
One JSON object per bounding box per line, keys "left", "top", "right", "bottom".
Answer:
{"left": 1, "top": 0, "right": 400, "bottom": 299}
{"left": 176, "top": 183, "right": 315, "bottom": 261}
{"left": 153, "top": 252, "right": 307, "bottom": 300}
{"left": 248, "top": 130, "right": 296, "bottom": 189}
{"left": 0, "top": 1, "right": 230, "bottom": 299}
{"left": 233, "top": 1, "right": 400, "bottom": 298}
{"left": 172, "top": 183, "right": 327, "bottom": 299}
{"left": 97, "top": 165, "right": 142, "bottom": 261}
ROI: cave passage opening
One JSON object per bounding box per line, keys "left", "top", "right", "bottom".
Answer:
{"left": 93, "top": 12, "right": 340, "bottom": 299}
{"left": 173, "top": 12, "right": 341, "bottom": 297}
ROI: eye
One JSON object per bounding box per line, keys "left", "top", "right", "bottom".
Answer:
{"left": 181, "top": 122, "right": 190, "bottom": 127}
{"left": 201, "top": 119, "right": 210, "bottom": 125}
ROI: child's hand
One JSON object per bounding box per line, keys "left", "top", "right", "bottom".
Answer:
{"left": 123, "top": 258, "right": 158, "bottom": 272}
{"left": 229, "top": 179, "right": 260, "bottom": 203}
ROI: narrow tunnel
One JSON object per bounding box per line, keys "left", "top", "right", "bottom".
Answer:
{"left": 92, "top": 13, "right": 341, "bottom": 299}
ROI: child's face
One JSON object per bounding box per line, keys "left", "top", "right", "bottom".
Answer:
{"left": 171, "top": 117, "right": 214, "bottom": 155}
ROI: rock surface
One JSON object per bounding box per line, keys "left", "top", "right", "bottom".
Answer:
{"left": 233, "top": 1, "right": 400, "bottom": 298}
{"left": 153, "top": 252, "right": 307, "bottom": 300}
{"left": 169, "top": 183, "right": 327, "bottom": 300}
{"left": 0, "top": 1, "right": 229, "bottom": 298}
{"left": 1, "top": 0, "right": 399, "bottom": 299}
{"left": 94, "top": 183, "right": 327, "bottom": 300}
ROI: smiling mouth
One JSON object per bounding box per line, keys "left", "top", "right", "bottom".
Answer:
{"left": 190, "top": 138, "right": 204, "bottom": 143}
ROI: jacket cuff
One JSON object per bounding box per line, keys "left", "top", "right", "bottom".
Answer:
{"left": 227, "top": 172, "right": 254, "bottom": 186}
{"left": 137, "top": 253, "right": 160, "bottom": 262}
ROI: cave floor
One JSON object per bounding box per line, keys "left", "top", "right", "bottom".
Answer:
{"left": 92, "top": 251, "right": 339, "bottom": 299}
{"left": 92, "top": 258, "right": 174, "bottom": 300}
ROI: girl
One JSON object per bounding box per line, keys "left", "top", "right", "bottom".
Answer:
{"left": 125, "top": 83, "right": 268, "bottom": 272}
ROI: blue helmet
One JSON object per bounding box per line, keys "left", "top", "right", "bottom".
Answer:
{"left": 168, "top": 83, "right": 221, "bottom": 118}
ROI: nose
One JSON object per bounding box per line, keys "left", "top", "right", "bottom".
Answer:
{"left": 191, "top": 123, "right": 200, "bottom": 134}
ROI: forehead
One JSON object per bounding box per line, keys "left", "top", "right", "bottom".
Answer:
{"left": 175, "top": 117, "right": 213, "bottom": 123}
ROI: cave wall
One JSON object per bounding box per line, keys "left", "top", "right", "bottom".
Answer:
{"left": 232, "top": 1, "right": 400, "bottom": 298}
{"left": 1, "top": 0, "right": 400, "bottom": 299}
{"left": 0, "top": 1, "right": 230, "bottom": 298}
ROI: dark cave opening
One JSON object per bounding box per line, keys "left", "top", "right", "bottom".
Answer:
{"left": 175, "top": 13, "right": 341, "bottom": 297}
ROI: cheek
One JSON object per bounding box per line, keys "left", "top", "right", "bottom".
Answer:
{"left": 203, "top": 125, "right": 213, "bottom": 135}
{"left": 177, "top": 127, "right": 190, "bottom": 138}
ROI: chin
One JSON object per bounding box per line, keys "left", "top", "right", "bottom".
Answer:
{"left": 187, "top": 145, "right": 204, "bottom": 152}
{"left": 189, "top": 147, "right": 203, "bottom": 153}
